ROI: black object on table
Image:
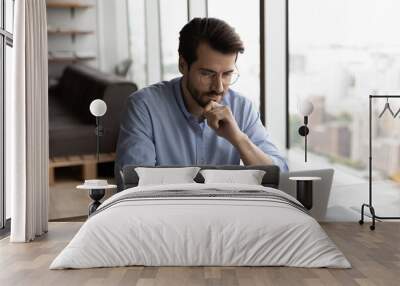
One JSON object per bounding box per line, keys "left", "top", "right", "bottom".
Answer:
{"left": 88, "top": 189, "right": 105, "bottom": 215}
{"left": 289, "top": 177, "right": 321, "bottom": 210}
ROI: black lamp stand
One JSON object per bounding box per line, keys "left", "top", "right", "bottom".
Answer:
{"left": 298, "top": 116, "right": 310, "bottom": 162}
{"left": 95, "top": 116, "right": 104, "bottom": 162}
{"left": 88, "top": 189, "right": 105, "bottom": 215}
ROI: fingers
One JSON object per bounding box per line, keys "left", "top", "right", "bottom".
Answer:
{"left": 203, "top": 101, "right": 213, "bottom": 113}
{"left": 203, "top": 101, "right": 224, "bottom": 117}
{"left": 211, "top": 101, "right": 223, "bottom": 108}
{"left": 203, "top": 100, "right": 221, "bottom": 114}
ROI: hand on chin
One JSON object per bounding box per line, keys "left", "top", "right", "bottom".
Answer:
{"left": 202, "top": 101, "right": 244, "bottom": 145}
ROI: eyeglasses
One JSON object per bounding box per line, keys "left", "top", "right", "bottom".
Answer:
{"left": 197, "top": 69, "right": 240, "bottom": 86}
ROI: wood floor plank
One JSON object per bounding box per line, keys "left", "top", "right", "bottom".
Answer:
{"left": 1, "top": 222, "right": 400, "bottom": 286}
{"left": 204, "top": 267, "right": 221, "bottom": 279}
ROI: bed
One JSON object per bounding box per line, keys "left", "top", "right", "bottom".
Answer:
{"left": 50, "top": 165, "right": 350, "bottom": 269}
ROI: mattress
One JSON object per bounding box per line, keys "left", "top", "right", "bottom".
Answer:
{"left": 50, "top": 183, "right": 351, "bottom": 269}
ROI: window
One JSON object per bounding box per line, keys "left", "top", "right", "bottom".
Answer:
{"left": 159, "top": 0, "right": 187, "bottom": 80}
{"left": 4, "top": 44, "right": 11, "bottom": 221}
{"left": 1, "top": 0, "right": 14, "bottom": 230}
{"left": 126, "top": 0, "right": 147, "bottom": 89}
{"left": 289, "top": 0, "right": 400, "bottom": 185}
{"left": 208, "top": 0, "right": 261, "bottom": 109}
{"left": 5, "top": 0, "right": 13, "bottom": 33}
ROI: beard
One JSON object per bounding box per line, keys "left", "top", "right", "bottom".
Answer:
{"left": 186, "top": 77, "right": 224, "bottom": 108}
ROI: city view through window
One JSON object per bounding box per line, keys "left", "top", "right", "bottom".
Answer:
{"left": 289, "top": 0, "right": 400, "bottom": 184}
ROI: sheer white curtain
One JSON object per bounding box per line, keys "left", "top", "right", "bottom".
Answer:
{"left": 6, "top": 0, "right": 49, "bottom": 242}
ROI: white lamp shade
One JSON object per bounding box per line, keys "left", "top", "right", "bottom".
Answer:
{"left": 298, "top": 100, "right": 314, "bottom": 116}
{"left": 90, "top": 99, "right": 107, "bottom": 117}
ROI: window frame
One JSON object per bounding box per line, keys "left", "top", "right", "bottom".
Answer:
{"left": 259, "top": 0, "right": 266, "bottom": 125}
{"left": 285, "top": 0, "right": 289, "bottom": 148}
{"left": 1, "top": 0, "right": 14, "bottom": 232}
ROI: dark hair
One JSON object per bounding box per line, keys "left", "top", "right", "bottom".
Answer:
{"left": 178, "top": 17, "right": 244, "bottom": 67}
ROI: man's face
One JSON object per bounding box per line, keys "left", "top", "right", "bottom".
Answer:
{"left": 180, "top": 42, "right": 237, "bottom": 107}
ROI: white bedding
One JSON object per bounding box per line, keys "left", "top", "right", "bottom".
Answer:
{"left": 50, "top": 183, "right": 351, "bottom": 269}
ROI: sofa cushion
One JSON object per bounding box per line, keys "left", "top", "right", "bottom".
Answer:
{"left": 57, "top": 65, "right": 115, "bottom": 123}
{"left": 49, "top": 64, "right": 137, "bottom": 158}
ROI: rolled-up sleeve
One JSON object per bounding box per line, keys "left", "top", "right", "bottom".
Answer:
{"left": 241, "top": 100, "right": 289, "bottom": 172}
{"left": 115, "top": 92, "right": 156, "bottom": 171}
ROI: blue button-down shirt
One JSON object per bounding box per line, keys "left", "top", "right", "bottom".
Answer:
{"left": 116, "top": 77, "right": 288, "bottom": 172}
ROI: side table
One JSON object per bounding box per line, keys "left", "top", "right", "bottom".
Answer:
{"left": 77, "top": 182, "right": 117, "bottom": 215}
{"left": 289, "top": 176, "right": 321, "bottom": 210}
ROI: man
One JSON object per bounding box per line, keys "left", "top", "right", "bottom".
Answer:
{"left": 116, "top": 17, "right": 288, "bottom": 174}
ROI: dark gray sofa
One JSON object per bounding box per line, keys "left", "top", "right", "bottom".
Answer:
{"left": 49, "top": 64, "right": 137, "bottom": 158}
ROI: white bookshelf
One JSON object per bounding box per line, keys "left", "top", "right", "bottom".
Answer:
{"left": 46, "top": 0, "right": 99, "bottom": 79}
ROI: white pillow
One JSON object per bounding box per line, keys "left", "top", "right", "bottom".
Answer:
{"left": 135, "top": 167, "right": 201, "bottom": 186}
{"left": 200, "top": 169, "right": 266, "bottom": 185}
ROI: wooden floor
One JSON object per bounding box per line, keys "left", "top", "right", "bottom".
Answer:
{"left": 0, "top": 222, "right": 399, "bottom": 286}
